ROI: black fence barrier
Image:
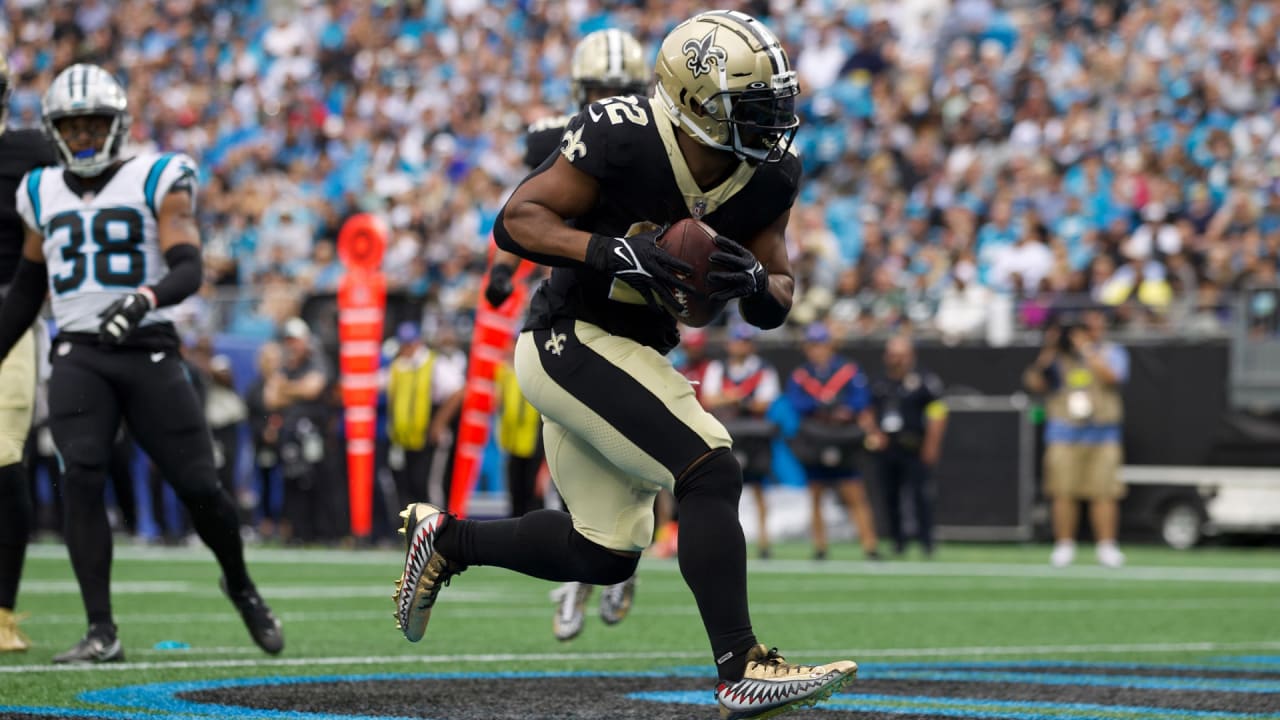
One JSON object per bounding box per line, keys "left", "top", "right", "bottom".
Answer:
{"left": 297, "top": 289, "right": 1247, "bottom": 469}
{"left": 758, "top": 339, "right": 1235, "bottom": 468}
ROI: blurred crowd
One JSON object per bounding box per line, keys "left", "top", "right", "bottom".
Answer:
{"left": 6, "top": 0, "right": 1280, "bottom": 346}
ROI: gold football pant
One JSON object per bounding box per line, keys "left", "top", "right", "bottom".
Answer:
{"left": 0, "top": 329, "right": 35, "bottom": 467}
{"left": 515, "top": 320, "right": 731, "bottom": 552}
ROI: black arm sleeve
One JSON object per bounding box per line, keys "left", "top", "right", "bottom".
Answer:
{"left": 0, "top": 258, "right": 48, "bottom": 362}
{"left": 739, "top": 290, "right": 790, "bottom": 330}
{"left": 149, "top": 243, "right": 202, "bottom": 308}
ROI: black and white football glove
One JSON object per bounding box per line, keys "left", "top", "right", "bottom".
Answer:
{"left": 585, "top": 229, "right": 693, "bottom": 312}
{"left": 98, "top": 290, "right": 154, "bottom": 344}
{"left": 707, "top": 235, "right": 768, "bottom": 302}
{"left": 484, "top": 263, "right": 515, "bottom": 308}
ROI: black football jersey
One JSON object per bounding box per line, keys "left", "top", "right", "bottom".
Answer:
{"left": 0, "top": 128, "right": 57, "bottom": 285}
{"left": 523, "top": 113, "right": 573, "bottom": 170}
{"left": 524, "top": 95, "right": 802, "bottom": 354}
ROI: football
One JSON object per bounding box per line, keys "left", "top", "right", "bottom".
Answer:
{"left": 656, "top": 218, "right": 727, "bottom": 328}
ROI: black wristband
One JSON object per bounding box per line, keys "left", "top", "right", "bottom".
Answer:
{"left": 739, "top": 290, "right": 789, "bottom": 330}
{"left": 584, "top": 233, "right": 614, "bottom": 272}
{"left": 0, "top": 258, "right": 47, "bottom": 362}
{"left": 150, "top": 243, "right": 203, "bottom": 308}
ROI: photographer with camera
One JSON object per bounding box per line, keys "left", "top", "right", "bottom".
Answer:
{"left": 1023, "top": 309, "right": 1129, "bottom": 568}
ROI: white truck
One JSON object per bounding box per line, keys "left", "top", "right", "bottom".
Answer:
{"left": 1120, "top": 466, "right": 1280, "bottom": 549}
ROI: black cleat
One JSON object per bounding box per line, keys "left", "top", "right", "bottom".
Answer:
{"left": 220, "top": 577, "right": 284, "bottom": 655}
{"left": 52, "top": 624, "right": 124, "bottom": 664}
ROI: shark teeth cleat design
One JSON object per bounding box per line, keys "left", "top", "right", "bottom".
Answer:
{"left": 715, "top": 644, "right": 857, "bottom": 720}
{"left": 392, "top": 503, "right": 464, "bottom": 643}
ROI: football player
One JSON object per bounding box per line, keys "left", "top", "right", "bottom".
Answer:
{"left": 396, "top": 11, "right": 857, "bottom": 719}
{"left": 0, "top": 54, "right": 57, "bottom": 653}
{"left": 0, "top": 64, "right": 283, "bottom": 663}
{"left": 485, "top": 28, "right": 650, "bottom": 644}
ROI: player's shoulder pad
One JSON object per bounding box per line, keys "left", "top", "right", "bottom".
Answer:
{"left": 558, "top": 97, "right": 651, "bottom": 176}
{"left": 141, "top": 152, "right": 199, "bottom": 217}
{"left": 14, "top": 163, "right": 52, "bottom": 232}
{"left": 1, "top": 128, "right": 58, "bottom": 171}
{"left": 526, "top": 113, "right": 574, "bottom": 136}
{"left": 524, "top": 113, "right": 574, "bottom": 169}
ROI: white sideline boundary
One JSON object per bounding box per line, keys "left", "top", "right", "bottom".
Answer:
{"left": 15, "top": 596, "right": 1277, "bottom": 626}
{"left": 24, "top": 544, "right": 1280, "bottom": 584}
{"left": 3, "top": 639, "right": 1279, "bottom": 674}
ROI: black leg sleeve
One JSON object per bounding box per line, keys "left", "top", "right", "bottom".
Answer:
{"left": 0, "top": 463, "right": 33, "bottom": 609}
{"left": 436, "top": 509, "right": 637, "bottom": 585}
{"left": 673, "top": 448, "right": 758, "bottom": 682}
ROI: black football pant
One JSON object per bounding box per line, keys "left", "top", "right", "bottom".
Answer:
{"left": 878, "top": 451, "right": 935, "bottom": 554}
{"left": 506, "top": 442, "right": 544, "bottom": 518}
{"left": 48, "top": 342, "right": 251, "bottom": 627}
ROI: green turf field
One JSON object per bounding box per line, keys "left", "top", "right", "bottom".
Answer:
{"left": 3, "top": 541, "right": 1278, "bottom": 719}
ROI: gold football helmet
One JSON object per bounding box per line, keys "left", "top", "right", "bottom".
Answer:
{"left": 571, "top": 29, "right": 650, "bottom": 107}
{"left": 654, "top": 10, "right": 800, "bottom": 164}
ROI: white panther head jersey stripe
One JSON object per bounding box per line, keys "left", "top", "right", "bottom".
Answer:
{"left": 14, "top": 152, "right": 197, "bottom": 334}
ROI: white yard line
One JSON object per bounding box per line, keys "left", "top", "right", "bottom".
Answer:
{"left": 16, "top": 596, "right": 1276, "bottom": 626}
{"left": 19, "top": 581, "right": 195, "bottom": 594}
{"left": 25, "top": 545, "right": 1280, "bottom": 584}
{"left": 3, "top": 640, "right": 1279, "bottom": 674}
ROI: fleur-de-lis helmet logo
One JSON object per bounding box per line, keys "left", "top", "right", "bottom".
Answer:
{"left": 683, "top": 27, "right": 727, "bottom": 79}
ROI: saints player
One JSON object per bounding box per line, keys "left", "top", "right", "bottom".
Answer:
{"left": 397, "top": 11, "right": 856, "bottom": 719}
{"left": 485, "top": 28, "right": 650, "bottom": 644}
{"left": 0, "top": 64, "right": 283, "bottom": 663}
{"left": 483, "top": 28, "right": 649, "bottom": 308}
{"left": 0, "top": 55, "right": 57, "bottom": 653}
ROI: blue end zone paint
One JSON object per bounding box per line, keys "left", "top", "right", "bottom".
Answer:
{"left": 859, "top": 669, "right": 1280, "bottom": 694}
{"left": 1213, "top": 657, "right": 1280, "bottom": 667}
{"left": 21, "top": 662, "right": 1277, "bottom": 720}
{"left": 628, "top": 691, "right": 1280, "bottom": 720}
{"left": 0, "top": 705, "right": 207, "bottom": 720}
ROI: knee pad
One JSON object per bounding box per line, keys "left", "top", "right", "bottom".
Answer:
{"left": 567, "top": 530, "right": 639, "bottom": 586}
{"left": 673, "top": 448, "right": 743, "bottom": 505}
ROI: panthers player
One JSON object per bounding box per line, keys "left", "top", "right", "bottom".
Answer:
{"left": 485, "top": 28, "right": 649, "bottom": 644}
{"left": 397, "top": 11, "right": 856, "bottom": 719}
{"left": 0, "top": 64, "right": 283, "bottom": 663}
{"left": 0, "top": 55, "right": 57, "bottom": 653}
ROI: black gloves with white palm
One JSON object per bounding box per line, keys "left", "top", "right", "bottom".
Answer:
{"left": 98, "top": 290, "right": 155, "bottom": 344}
{"left": 585, "top": 228, "right": 693, "bottom": 312}
{"left": 707, "top": 235, "right": 768, "bottom": 302}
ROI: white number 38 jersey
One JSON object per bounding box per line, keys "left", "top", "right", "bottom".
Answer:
{"left": 14, "top": 152, "right": 196, "bottom": 333}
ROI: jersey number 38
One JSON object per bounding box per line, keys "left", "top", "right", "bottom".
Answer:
{"left": 47, "top": 208, "right": 145, "bottom": 294}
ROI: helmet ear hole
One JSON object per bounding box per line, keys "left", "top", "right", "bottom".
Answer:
{"left": 689, "top": 99, "right": 706, "bottom": 118}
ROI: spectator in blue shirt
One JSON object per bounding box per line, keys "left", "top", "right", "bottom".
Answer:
{"left": 785, "top": 323, "right": 881, "bottom": 560}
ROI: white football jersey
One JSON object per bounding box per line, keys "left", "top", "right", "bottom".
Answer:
{"left": 14, "top": 152, "right": 197, "bottom": 334}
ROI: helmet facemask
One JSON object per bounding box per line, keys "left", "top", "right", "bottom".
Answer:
{"left": 41, "top": 64, "right": 131, "bottom": 177}
{"left": 702, "top": 79, "right": 799, "bottom": 164}
{"left": 46, "top": 111, "right": 129, "bottom": 177}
